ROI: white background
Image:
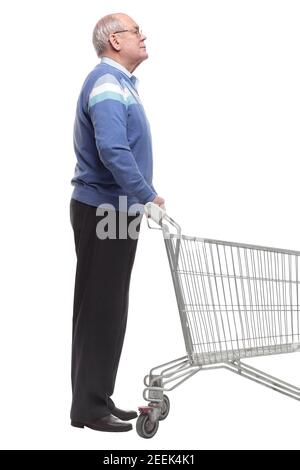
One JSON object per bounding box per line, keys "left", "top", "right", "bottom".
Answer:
{"left": 0, "top": 0, "right": 299, "bottom": 450}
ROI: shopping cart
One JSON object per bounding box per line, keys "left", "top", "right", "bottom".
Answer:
{"left": 136, "top": 202, "right": 300, "bottom": 438}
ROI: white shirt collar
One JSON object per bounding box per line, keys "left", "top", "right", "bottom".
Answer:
{"left": 101, "top": 57, "right": 139, "bottom": 89}
{"left": 101, "top": 57, "right": 132, "bottom": 78}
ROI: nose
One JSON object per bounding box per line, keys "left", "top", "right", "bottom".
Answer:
{"left": 140, "top": 32, "right": 147, "bottom": 41}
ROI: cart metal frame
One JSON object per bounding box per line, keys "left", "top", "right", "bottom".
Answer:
{"left": 136, "top": 203, "right": 300, "bottom": 438}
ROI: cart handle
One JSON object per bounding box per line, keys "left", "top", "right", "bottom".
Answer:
{"left": 144, "top": 202, "right": 182, "bottom": 236}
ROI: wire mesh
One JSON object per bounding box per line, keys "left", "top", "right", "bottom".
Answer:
{"left": 166, "top": 234, "right": 300, "bottom": 365}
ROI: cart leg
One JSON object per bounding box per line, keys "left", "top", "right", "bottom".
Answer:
{"left": 224, "top": 360, "right": 300, "bottom": 401}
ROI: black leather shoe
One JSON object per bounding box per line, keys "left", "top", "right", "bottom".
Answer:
{"left": 71, "top": 414, "right": 132, "bottom": 432}
{"left": 111, "top": 407, "right": 138, "bottom": 421}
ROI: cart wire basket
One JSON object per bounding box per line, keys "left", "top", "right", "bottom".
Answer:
{"left": 136, "top": 203, "right": 300, "bottom": 438}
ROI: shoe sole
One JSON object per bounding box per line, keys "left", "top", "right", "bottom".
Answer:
{"left": 71, "top": 421, "right": 132, "bottom": 432}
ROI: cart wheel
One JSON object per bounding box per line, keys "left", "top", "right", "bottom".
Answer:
{"left": 159, "top": 395, "right": 170, "bottom": 421}
{"left": 136, "top": 414, "right": 159, "bottom": 439}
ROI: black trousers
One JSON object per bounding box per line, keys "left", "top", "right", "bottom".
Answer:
{"left": 69, "top": 199, "right": 140, "bottom": 421}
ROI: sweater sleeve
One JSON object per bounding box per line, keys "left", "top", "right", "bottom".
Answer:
{"left": 88, "top": 73, "right": 156, "bottom": 204}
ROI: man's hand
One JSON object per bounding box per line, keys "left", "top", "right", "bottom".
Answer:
{"left": 145, "top": 196, "right": 166, "bottom": 219}
{"left": 152, "top": 195, "right": 165, "bottom": 208}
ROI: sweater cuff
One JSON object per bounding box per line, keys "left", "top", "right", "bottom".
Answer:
{"left": 138, "top": 188, "right": 157, "bottom": 205}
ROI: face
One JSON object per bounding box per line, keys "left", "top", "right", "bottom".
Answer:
{"left": 111, "top": 15, "right": 148, "bottom": 69}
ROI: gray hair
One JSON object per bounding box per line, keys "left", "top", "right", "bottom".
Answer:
{"left": 92, "top": 14, "right": 124, "bottom": 58}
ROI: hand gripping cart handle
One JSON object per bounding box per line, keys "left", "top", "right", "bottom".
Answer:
{"left": 136, "top": 202, "right": 300, "bottom": 439}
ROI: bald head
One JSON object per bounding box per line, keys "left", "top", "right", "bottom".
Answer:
{"left": 113, "top": 13, "right": 134, "bottom": 24}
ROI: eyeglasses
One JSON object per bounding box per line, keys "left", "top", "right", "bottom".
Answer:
{"left": 113, "top": 28, "right": 143, "bottom": 37}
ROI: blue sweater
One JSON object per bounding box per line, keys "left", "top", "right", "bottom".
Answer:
{"left": 71, "top": 57, "right": 157, "bottom": 210}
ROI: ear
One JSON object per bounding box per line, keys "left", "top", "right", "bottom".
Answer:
{"left": 108, "top": 33, "right": 121, "bottom": 52}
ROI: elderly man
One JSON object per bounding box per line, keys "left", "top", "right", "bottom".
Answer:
{"left": 70, "top": 13, "right": 164, "bottom": 433}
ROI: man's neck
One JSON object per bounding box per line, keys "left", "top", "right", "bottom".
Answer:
{"left": 101, "top": 53, "right": 136, "bottom": 74}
